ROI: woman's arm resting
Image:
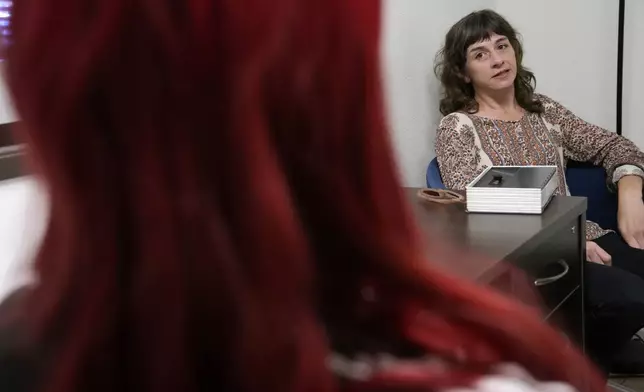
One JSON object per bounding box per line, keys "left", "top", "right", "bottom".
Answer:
{"left": 618, "top": 175, "right": 644, "bottom": 249}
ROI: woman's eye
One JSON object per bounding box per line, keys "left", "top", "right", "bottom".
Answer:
{"left": 475, "top": 52, "right": 484, "bottom": 60}
{"left": 498, "top": 43, "right": 508, "bottom": 50}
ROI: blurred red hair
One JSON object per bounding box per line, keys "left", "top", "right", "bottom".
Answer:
{"left": 5, "top": 0, "right": 603, "bottom": 391}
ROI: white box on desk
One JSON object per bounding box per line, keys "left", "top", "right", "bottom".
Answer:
{"left": 465, "top": 166, "right": 558, "bottom": 214}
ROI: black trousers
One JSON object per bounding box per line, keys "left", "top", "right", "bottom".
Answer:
{"left": 587, "top": 233, "right": 644, "bottom": 372}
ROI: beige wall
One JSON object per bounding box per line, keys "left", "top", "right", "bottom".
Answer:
{"left": 0, "top": 178, "right": 43, "bottom": 301}
{"left": 0, "top": 73, "right": 17, "bottom": 124}
{"left": 623, "top": 0, "right": 644, "bottom": 149}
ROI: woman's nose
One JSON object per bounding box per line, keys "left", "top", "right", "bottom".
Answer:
{"left": 491, "top": 53, "right": 504, "bottom": 67}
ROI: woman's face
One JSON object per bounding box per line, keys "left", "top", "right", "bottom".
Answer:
{"left": 463, "top": 33, "right": 517, "bottom": 94}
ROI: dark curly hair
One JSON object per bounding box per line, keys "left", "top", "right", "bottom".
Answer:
{"left": 434, "top": 9, "right": 543, "bottom": 116}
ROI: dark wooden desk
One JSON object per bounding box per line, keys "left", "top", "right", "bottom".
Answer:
{"left": 406, "top": 188, "right": 587, "bottom": 350}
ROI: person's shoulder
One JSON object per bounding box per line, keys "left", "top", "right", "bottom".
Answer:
{"left": 532, "top": 93, "right": 561, "bottom": 112}
{"left": 440, "top": 364, "right": 577, "bottom": 392}
{"left": 441, "top": 375, "right": 577, "bottom": 392}
{"left": 438, "top": 112, "right": 474, "bottom": 133}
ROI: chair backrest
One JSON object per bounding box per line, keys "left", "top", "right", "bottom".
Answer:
{"left": 565, "top": 162, "right": 618, "bottom": 231}
{"left": 426, "top": 157, "right": 445, "bottom": 189}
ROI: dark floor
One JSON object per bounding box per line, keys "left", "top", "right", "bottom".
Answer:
{"left": 610, "top": 331, "right": 644, "bottom": 391}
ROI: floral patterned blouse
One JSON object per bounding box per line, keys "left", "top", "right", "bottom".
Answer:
{"left": 435, "top": 94, "right": 644, "bottom": 240}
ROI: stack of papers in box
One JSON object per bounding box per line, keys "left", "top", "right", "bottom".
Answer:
{"left": 465, "top": 166, "right": 558, "bottom": 214}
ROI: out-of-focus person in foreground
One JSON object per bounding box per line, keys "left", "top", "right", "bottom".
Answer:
{"left": 0, "top": 1, "right": 603, "bottom": 392}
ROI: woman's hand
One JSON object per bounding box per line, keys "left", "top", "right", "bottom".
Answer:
{"left": 618, "top": 197, "right": 644, "bottom": 249}
{"left": 586, "top": 241, "right": 612, "bottom": 265}
{"left": 618, "top": 175, "right": 644, "bottom": 249}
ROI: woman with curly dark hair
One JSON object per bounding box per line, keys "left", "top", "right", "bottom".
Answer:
{"left": 435, "top": 9, "right": 644, "bottom": 376}
{"left": 434, "top": 10, "right": 542, "bottom": 117}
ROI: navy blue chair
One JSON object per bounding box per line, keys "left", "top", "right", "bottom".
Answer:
{"left": 426, "top": 158, "right": 446, "bottom": 189}
{"left": 426, "top": 158, "right": 618, "bottom": 231}
{"left": 566, "top": 161, "right": 618, "bottom": 231}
